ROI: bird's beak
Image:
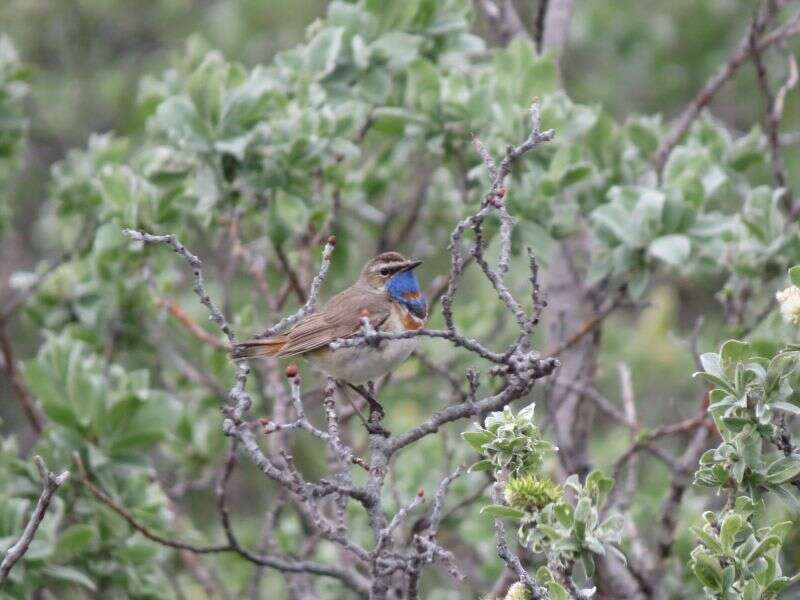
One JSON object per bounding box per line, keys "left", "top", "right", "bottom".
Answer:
{"left": 400, "top": 260, "right": 423, "bottom": 272}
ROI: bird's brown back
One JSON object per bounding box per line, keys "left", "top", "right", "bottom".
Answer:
{"left": 275, "top": 285, "right": 391, "bottom": 357}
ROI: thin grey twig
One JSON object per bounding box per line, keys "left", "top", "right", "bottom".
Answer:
{"left": 652, "top": 9, "right": 800, "bottom": 174}
{"left": 257, "top": 237, "right": 336, "bottom": 338}
{"left": 0, "top": 457, "right": 69, "bottom": 583}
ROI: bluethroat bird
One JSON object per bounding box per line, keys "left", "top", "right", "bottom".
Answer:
{"left": 232, "top": 252, "right": 427, "bottom": 384}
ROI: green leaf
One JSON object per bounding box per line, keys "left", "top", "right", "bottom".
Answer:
{"left": 591, "top": 202, "right": 639, "bottom": 247}
{"left": 554, "top": 503, "right": 573, "bottom": 528}
{"left": 691, "top": 549, "right": 724, "bottom": 590}
{"left": 720, "top": 340, "right": 752, "bottom": 367}
{"left": 468, "top": 459, "right": 494, "bottom": 473}
{"left": 370, "top": 32, "right": 422, "bottom": 69}
{"left": 479, "top": 505, "right": 525, "bottom": 520}
{"left": 765, "top": 456, "right": 800, "bottom": 484}
{"left": 359, "top": 67, "right": 391, "bottom": 103}
{"left": 628, "top": 269, "right": 650, "bottom": 300}
{"left": 406, "top": 59, "right": 440, "bottom": 113}
{"left": 767, "top": 521, "right": 793, "bottom": 541}
{"left": 647, "top": 234, "right": 690, "bottom": 267}
{"left": 728, "top": 126, "right": 765, "bottom": 171}
{"left": 24, "top": 361, "right": 81, "bottom": 431}
{"left": 585, "top": 470, "right": 614, "bottom": 505}
{"left": 54, "top": 524, "right": 94, "bottom": 558}
{"left": 493, "top": 38, "right": 556, "bottom": 108}
{"left": 573, "top": 497, "right": 592, "bottom": 540}
{"left": 770, "top": 401, "right": 800, "bottom": 415}
{"left": 700, "top": 353, "right": 725, "bottom": 379}
{"left": 741, "top": 579, "right": 761, "bottom": 600}
{"left": 561, "top": 162, "right": 593, "bottom": 187}
{"left": 150, "top": 95, "right": 209, "bottom": 151}
{"left": 720, "top": 514, "right": 743, "bottom": 552}
{"left": 790, "top": 266, "right": 800, "bottom": 287}
{"left": 461, "top": 430, "right": 492, "bottom": 452}
{"left": 371, "top": 107, "right": 431, "bottom": 134}
{"left": 307, "top": 27, "right": 344, "bottom": 79}
{"left": 545, "top": 581, "right": 570, "bottom": 600}
{"left": 745, "top": 535, "right": 781, "bottom": 564}
{"left": 772, "top": 483, "right": 800, "bottom": 518}
{"left": 692, "top": 526, "right": 723, "bottom": 554}
{"left": 41, "top": 565, "right": 96, "bottom": 591}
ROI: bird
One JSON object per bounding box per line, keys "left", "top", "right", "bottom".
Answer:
{"left": 231, "top": 251, "right": 427, "bottom": 384}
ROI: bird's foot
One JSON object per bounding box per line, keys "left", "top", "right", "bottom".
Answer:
{"left": 365, "top": 421, "right": 391, "bottom": 438}
{"left": 344, "top": 382, "right": 390, "bottom": 437}
{"left": 366, "top": 399, "right": 390, "bottom": 437}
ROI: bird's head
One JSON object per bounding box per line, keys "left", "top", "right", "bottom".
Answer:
{"left": 359, "top": 252, "right": 427, "bottom": 319}
{"left": 359, "top": 252, "right": 421, "bottom": 288}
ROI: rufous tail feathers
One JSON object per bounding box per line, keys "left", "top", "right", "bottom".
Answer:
{"left": 231, "top": 337, "right": 287, "bottom": 359}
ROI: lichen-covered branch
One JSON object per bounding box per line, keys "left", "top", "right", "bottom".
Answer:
{"left": 0, "top": 457, "right": 69, "bottom": 583}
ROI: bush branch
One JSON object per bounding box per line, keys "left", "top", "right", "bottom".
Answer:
{"left": 0, "top": 457, "right": 69, "bottom": 583}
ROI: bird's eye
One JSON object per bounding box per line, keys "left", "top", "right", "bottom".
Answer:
{"left": 380, "top": 268, "right": 390, "bottom": 276}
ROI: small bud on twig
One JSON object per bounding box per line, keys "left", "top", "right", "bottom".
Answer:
{"left": 286, "top": 364, "right": 299, "bottom": 379}
{"left": 327, "top": 235, "right": 337, "bottom": 246}
{"left": 417, "top": 488, "right": 425, "bottom": 498}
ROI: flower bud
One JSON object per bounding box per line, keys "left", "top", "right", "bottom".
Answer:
{"left": 504, "top": 475, "right": 563, "bottom": 512}
{"left": 504, "top": 582, "right": 532, "bottom": 600}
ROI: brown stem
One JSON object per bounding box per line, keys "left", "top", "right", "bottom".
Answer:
{"left": 0, "top": 325, "right": 43, "bottom": 434}
{"left": 652, "top": 9, "right": 800, "bottom": 174}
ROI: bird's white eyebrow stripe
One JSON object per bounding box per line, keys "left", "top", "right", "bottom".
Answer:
{"left": 372, "top": 262, "right": 407, "bottom": 271}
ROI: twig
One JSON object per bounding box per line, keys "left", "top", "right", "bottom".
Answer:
{"left": 545, "top": 291, "right": 625, "bottom": 358}
{"left": 652, "top": 9, "right": 800, "bottom": 174}
{"left": 74, "top": 452, "right": 367, "bottom": 594}
{"left": 478, "top": 0, "right": 530, "bottom": 45}
{"left": 654, "top": 417, "right": 712, "bottom": 567}
{"left": 257, "top": 237, "right": 336, "bottom": 338}
{"left": 534, "top": 0, "right": 550, "bottom": 54}
{"left": 122, "top": 229, "right": 237, "bottom": 344}
{"left": 274, "top": 243, "right": 308, "bottom": 304}
{"left": 0, "top": 457, "right": 69, "bottom": 583}
{"left": 750, "top": 0, "right": 797, "bottom": 206}
{"left": 75, "top": 452, "right": 229, "bottom": 554}
{"left": 0, "top": 325, "right": 44, "bottom": 434}
{"left": 616, "top": 364, "right": 639, "bottom": 514}
{"left": 149, "top": 284, "right": 229, "bottom": 350}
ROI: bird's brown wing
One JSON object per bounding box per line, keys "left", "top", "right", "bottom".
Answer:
{"left": 275, "top": 287, "right": 391, "bottom": 357}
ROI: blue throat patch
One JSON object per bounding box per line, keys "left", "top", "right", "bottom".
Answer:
{"left": 387, "top": 270, "right": 427, "bottom": 320}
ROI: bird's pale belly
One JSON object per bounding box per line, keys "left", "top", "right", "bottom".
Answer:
{"left": 306, "top": 337, "right": 417, "bottom": 383}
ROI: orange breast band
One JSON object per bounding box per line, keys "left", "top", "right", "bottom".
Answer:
{"left": 401, "top": 311, "right": 424, "bottom": 331}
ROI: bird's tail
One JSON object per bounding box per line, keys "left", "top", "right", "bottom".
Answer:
{"left": 231, "top": 337, "right": 287, "bottom": 360}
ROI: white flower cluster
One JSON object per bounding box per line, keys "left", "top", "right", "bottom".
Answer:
{"left": 776, "top": 286, "right": 800, "bottom": 325}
